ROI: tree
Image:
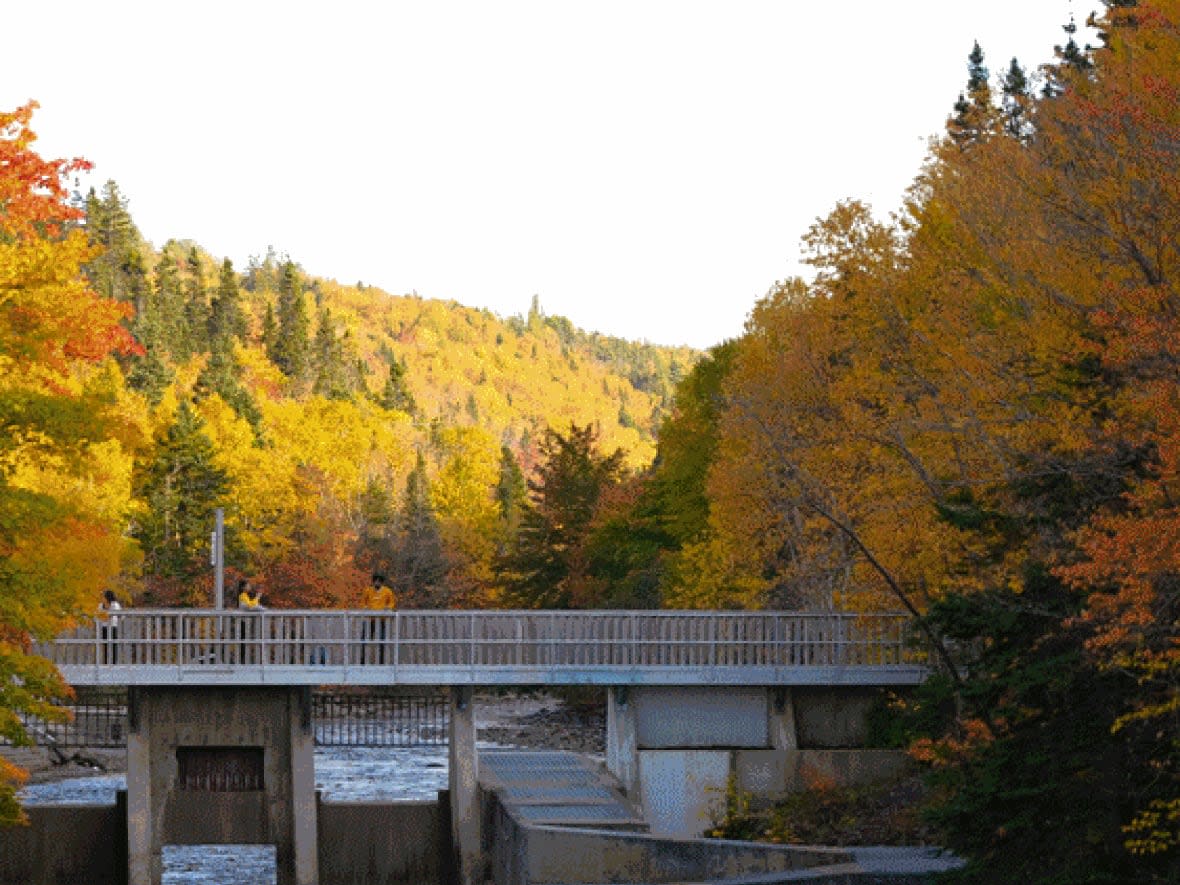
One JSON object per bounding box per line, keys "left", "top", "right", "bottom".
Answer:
{"left": 0, "top": 102, "right": 139, "bottom": 825}
{"left": 207, "top": 258, "right": 247, "bottom": 345}
{"left": 1000, "top": 58, "right": 1032, "bottom": 140}
{"left": 270, "top": 261, "right": 311, "bottom": 379}
{"left": 497, "top": 423, "right": 625, "bottom": 608}
{"left": 948, "top": 41, "right": 998, "bottom": 146}
{"left": 378, "top": 357, "right": 417, "bottom": 414}
{"left": 132, "top": 400, "right": 230, "bottom": 604}
{"left": 389, "top": 451, "right": 449, "bottom": 605}
{"left": 83, "top": 180, "right": 148, "bottom": 310}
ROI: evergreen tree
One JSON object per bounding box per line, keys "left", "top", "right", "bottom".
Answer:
{"left": 271, "top": 261, "right": 311, "bottom": 379}
{"left": 497, "top": 423, "right": 625, "bottom": 608}
{"left": 948, "top": 41, "right": 997, "bottom": 146}
{"left": 261, "top": 301, "right": 279, "bottom": 358}
{"left": 83, "top": 180, "right": 146, "bottom": 306}
{"left": 312, "top": 307, "right": 352, "bottom": 400}
{"left": 194, "top": 341, "right": 263, "bottom": 434}
{"left": 208, "top": 258, "right": 247, "bottom": 344}
{"left": 154, "top": 244, "right": 193, "bottom": 361}
{"left": 1044, "top": 16, "right": 1094, "bottom": 97}
{"left": 125, "top": 300, "right": 175, "bottom": 404}
{"left": 1000, "top": 57, "right": 1032, "bottom": 140}
{"left": 378, "top": 358, "right": 417, "bottom": 414}
{"left": 132, "top": 401, "right": 230, "bottom": 600}
{"left": 183, "top": 246, "right": 210, "bottom": 356}
{"left": 495, "top": 445, "right": 527, "bottom": 541}
{"left": 390, "top": 452, "right": 449, "bottom": 603}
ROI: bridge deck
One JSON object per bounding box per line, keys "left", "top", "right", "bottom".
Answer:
{"left": 42, "top": 609, "right": 928, "bottom": 687}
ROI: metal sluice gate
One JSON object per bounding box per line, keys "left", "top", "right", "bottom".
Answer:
{"left": 7, "top": 689, "right": 451, "bottom": 749}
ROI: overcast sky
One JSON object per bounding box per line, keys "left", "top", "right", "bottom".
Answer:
{"left": 3, "top": 1, "right": 1098, "bottom": 349}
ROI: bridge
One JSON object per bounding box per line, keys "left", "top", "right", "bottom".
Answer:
{"left": 29, "top": 610, "right": 928, "bottom": 885}
{"left": 41, "top": 608, "right": 926, "bottom": 687}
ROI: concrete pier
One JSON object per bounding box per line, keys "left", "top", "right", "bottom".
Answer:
{"left": 125, "top": 686, "right": 318, "bottom": 885}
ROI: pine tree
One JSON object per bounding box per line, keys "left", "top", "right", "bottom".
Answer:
{"left": 183, "top": 246, "right": 210, "bottom": 356}
{"left": 948, "top": 41, "right": 997, "bottom": 147}
{"left": 1044, "top": 16, "right": 1094, "bottom": 97}
{"left": 391, "top": 452, "right": 449, "bottom": 604}
{"left": 312, "top": 307, "right": 351, "bottom": 400}
{"left": 1000, "top": 58, "right": 1032, "bottom": 140}
{"left": 132, "top": 400, "right": 230, "bottom": 597}
{"left": 271, "top": 261, "right": 311, "bottom": 379}
{"left": 497, "top": 423, "right": 625, "bottom": 608}
{"left": 83, "top": 180, "right": 146, "bottom": 305}
{"left": 208, "top": 258, "right": 247, "bottom": 344}
{"left": 495, "top": 445, "right": 527, "bottom": 540}
{"left": 378, "top": 358, "right": 417, "bottom": 414}
{"left": 154, "top": 244, "right": 193, "bottom": 361}
{"left": 194, "top": 340, "right": 263, "bottom": 434}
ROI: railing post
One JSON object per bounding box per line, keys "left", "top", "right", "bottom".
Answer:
{"left": 393, "top": 610, "right": 400, "bottom": 679}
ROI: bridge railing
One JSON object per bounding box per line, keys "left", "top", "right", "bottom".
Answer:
{"left": 38, "top": 609, "right": 917, "bottom": 671}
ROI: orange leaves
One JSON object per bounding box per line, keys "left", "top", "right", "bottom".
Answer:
{"left": 0, "top": 102, "right": 90, "bottom": 242}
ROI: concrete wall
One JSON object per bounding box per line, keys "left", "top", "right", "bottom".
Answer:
{"left": 127, "top": 685, "right": 318, "bottom": 885}
{"left": 0, "top": 803, "right": 125, "bottom": 885}
{"left": 792, "top": 688, "right": 882, "bottom": 749}
{"left": 1, "top": 797, "right": 450, "bottom": 885}
{"left": 608, "top": 686, "right": 906, "bottom": 837}
{"left": 487, "top": 791, "right": 852, "bottom": 885}
{"left": 735, "top": 749, "right": 909, "bottom": 799}
{"left": 318, "top": 799, "right": 450, "bottom": 885}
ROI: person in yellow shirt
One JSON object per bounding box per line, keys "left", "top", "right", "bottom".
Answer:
{"left": 236, "top": 579, "right": 263, "bottom": 664}
{"left": 238, "top": 579, "right": 263, "bottom": 610}
{"left": 363, "top": 573, "right": 396, "bottom": 664}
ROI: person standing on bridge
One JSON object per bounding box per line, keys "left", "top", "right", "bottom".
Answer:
{"left": 98, "top": 590, "right": 121, "bottom": 665}
{"left": 363, "top": 573, "right": 396, "bottom": 665}
{"left": 236, "top": 579, "right": 264, "bottom": 664}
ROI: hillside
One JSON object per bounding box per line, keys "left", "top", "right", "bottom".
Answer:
{"left": 76, "top": 183, "right": 698, "bottom": 609}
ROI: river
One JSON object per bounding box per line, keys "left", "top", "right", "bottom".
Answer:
{"left": 20, "top": 742, "right": 509, "bottom": 884}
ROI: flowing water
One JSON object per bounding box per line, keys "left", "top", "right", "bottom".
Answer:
{"left": 20, "top": 743, "right": 503, "bottom": 884}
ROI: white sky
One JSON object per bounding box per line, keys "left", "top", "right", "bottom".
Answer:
{"left": 3, "top": 1, "right": 1098, "bottom": 349}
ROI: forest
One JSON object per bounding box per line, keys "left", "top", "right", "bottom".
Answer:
{"left": 1, "top": 0, "right": 1178, "bottom": 880}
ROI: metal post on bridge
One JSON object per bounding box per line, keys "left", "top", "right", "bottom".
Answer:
{"left": 211, "top": 507, "right": 225, "bottom": 610}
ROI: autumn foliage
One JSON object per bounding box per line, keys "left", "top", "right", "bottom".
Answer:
{"left": 0, "top": 103, "right": 141, "bottom": 824}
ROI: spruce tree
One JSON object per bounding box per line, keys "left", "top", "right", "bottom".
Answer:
{"left": 133, "top": 400, "right": 230, "bottom": 594}
{"left": 391, "top": 452, "right": 449, "bottom": 603}
{"left": 83, "top": 180, "right": 146, "bottom": 305}
{"left": 194, "top": 340, "right": 263, "bottom": 434}
{"left": 272, "top": 261, "right": 311, "bottom": 378}
{"left": 497, "top": 423, "right": 625, "bottom": 608}
{"left": 495, "top": 445, "right": 527, "bottom": 540}
{"left": 183, "top": 246, "right": 210, "bottom": 356}
{"left": 312, "top": 307, "right": 351, "bottom": 400}
{"left": 208, "top": 258, "right": 247, "bottom": 344}
{"left": 1000, "top": 58, "right": 1032, "bottom": 140}
{"left": 378, "top": 358, "right": 417, "bottom": 414}
{"left": 154, "top": 244, "right": 193, "bottom": 361}
{"left": 948, "top": 41, "right": 997, "bottom": 147}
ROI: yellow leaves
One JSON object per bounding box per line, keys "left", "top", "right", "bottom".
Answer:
{"left": 1123, "top": 798, "right": 1180, "bottom": 857}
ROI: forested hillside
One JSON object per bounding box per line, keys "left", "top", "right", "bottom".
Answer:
{"left": 60, "top": 181, "right": 694, "bottom": 610}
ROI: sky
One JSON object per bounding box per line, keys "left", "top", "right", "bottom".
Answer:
{"left": 3, "top": 1, "right": 1100, "bottom": 350}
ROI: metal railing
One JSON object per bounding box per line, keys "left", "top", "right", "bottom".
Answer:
{"left": 38, "top": 609, "right": 916, "bottom": 673}
{"left": 5, "top": 689, "right": 452, "bottom": 749}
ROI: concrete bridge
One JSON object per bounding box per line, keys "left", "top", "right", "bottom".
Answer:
{"left": 32, "top": 609, "right": 927, "bottom": 885}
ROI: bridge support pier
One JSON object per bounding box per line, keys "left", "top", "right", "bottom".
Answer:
{"left": 449, "top": 685, "right": 481, "bottom": 885}
{"left": 605, "top": 686, "right": 801, "bottom": 837}
{"left": 125, "top": 686, "right": 318, "bottom": 885}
